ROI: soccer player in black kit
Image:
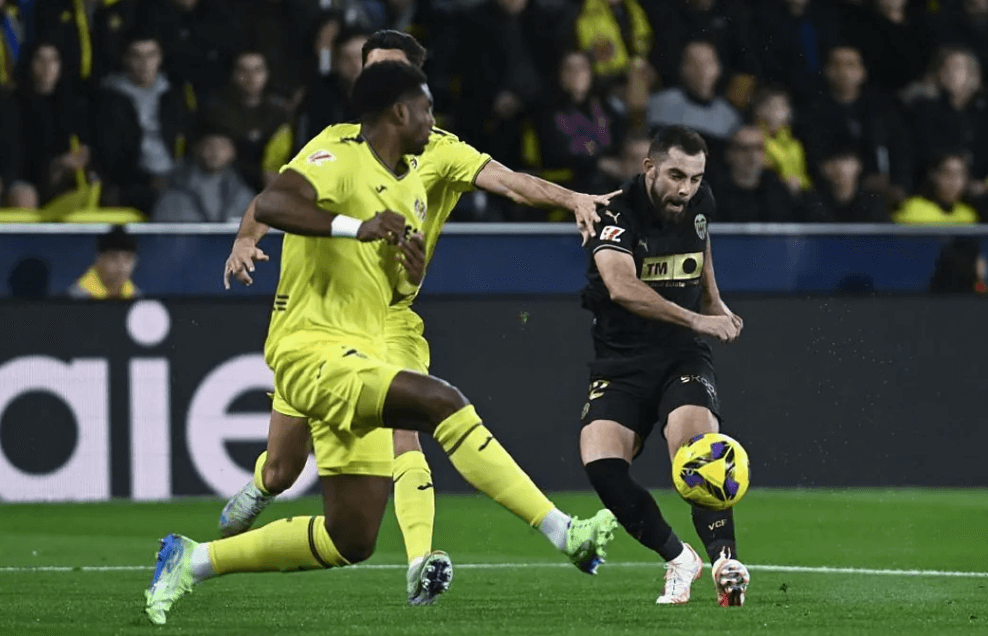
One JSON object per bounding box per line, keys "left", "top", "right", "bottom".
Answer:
{"left": 579, "top": 125, "right": 750, "bottom": 606}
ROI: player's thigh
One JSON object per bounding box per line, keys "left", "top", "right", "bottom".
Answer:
{"left": 382, "top": 371, "right": 468, "bottom": 432}
{"left": 580, "top": 372, "right": 654, "bottom": 462}
{"left": 580, "top": 420, "right": 637, "bottom": 464}
{"left": 320, "top": 473, "right": 391, "bottom": 561}
{"left": 267, "top": 393, "right": 312, "bottom": 469}
{"left": 659, "top": 357, "right": 722, "bottom": 460}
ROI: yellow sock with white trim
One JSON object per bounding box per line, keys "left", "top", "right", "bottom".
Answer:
{"left": 433, "top": 405, "right": 554, "bottom": 527}
{"left": 393, "top": 450, "right": 435, "bottom": 563}
{"left": 208, "top": 516, "right": 349, "bottom": 574}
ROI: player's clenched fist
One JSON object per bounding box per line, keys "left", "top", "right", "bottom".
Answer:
{"left": 691, "top": 315, "right": 741, "bottom": 343}
{"left": 357, "top": 211, "right": 407, "bottom": 244}
{"left": 398, "top": 231, "right": 426, "bottom": 285}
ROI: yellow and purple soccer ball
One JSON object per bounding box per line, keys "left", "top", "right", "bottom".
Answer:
{"left": 672, "top": 433, "right": 750, "bottom": 511}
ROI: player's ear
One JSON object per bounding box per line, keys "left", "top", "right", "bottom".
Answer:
{"left": 393, "top": 102, "right": 410, "bottom": 125}
{"left": 642, "top": 156, "right": 654, "bottom": 175}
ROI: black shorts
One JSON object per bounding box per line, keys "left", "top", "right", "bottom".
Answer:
{"left": 579, "top": 349, "right": 720, "bottom": 452}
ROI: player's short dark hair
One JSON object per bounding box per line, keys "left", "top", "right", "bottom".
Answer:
{"left": 352, "top": 61, "right": 428, "bottom": 119}
{"left": 362, "top": 30, "right": 427, "bottom": 69}
{"left": 97, "top": 226, "right": 138, "bottom": 254}
{"left": 648, "top": 125, "right": 708, "bottom": 160}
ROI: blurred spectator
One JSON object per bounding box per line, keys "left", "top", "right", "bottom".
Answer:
{"left": 0, "top": 0, "right": 25, "bottom": 90}
{"left": 571, "top": 0, "right": 653, "bottom": 81}
{"left": 934, "top": 0, "right": 988, "bottom": 75}
{"left": 753, "top": 87, "right": 813, "bottom": 195}
{"left": 97, "top": 31, "right": 193, "bottom": 213}
{"left": 536, "top": 50, "right": 624, "bottom": 193}
{"left": 240, "top": 0, "right": 313, "bottom": 104}
{"left": 67, "top": 225, "right": 141, "bottom": 300}
{"left": 307, "top": 9, "right": 343, "bottom": 82}
{"left": 816, "top": 148, "right": 890, "bottom": 222}
{"left": 599, "top": 129, "right": 650, "bottom": 189}
{"left": 799, "top": 44, "right": 914, "bottom": 203}
{"left": 710, "top": 125, "right": 806, "bottom": 222}
{"left": 458, "top": 0, "right": 561, "bottom": 167}
{"left": 295, "top": 28, "right": 368, "bottom": 148}
{"left": 142, "top": 0, "right": 235, "bottom": 101}
{"left": 854, "top": 0, "right": 934, "bottom": 96}
{"left": 754, "top": 0, "right": 842, "bottom": 104}
{"left": 646, "top": 40, "right": 741, "bottom": 156}
{"left": 36, "top": 0, "right": 142, "bottom": 91}
{"left": 202, "top": 50, "right": 292, "bottom": 192}
{"left": 8, "top": 257, "right": 50, "bottom": 300}
{"left": 14, "top": 41, "right": 96, "bottom": 206}
{"left": 908, "top": 46, "right": 988, "bottom": 195}
{"left": 929, "top": 237, "right": 988, "bottom": 293}
{"left": 894, "top": 152, "right": 980, "bottom": 224}
{"left": 643, "top": 0, "right": 759, "bottom": 108}
{"left": 152, "top": 133, "right": 255, "bottom": 223}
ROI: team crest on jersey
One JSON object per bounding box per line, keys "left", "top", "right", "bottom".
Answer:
{"left": 307, "top": 150, "right": 336, "bottom": 166}
{"left": 695, "top": 214, "right": 708, "bottom": 240}
{"left": 414, "top": 199, "right": 426, "bottom": 222}
{"left": 600, "top": 226, "right": 625, "bottom": 242}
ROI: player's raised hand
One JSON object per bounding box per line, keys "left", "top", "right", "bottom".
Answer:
{"left": 572, "top": 191, "right": 621, "bottom": 246}
{"left": 358, "top": 211, "right": 407, "bottom": 244}
{"left": 692, "top": 315, "right": 742, "bottom": 343}
{"left": 223, "top": 239, "right": 269, "bottom": 289}
{"left": 397, "top": 231, "right": 427, "bottom": 285}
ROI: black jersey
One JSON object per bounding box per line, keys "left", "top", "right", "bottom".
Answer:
{"left": 582, "top": 174, "right": 716, "bottom": 359}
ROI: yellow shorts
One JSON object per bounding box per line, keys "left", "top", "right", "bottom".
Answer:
{"left": 384, "top": 308, "right": 430, "bottom": 374}
{"left": 272, "top": 341, "right": 403, "bottom": 478}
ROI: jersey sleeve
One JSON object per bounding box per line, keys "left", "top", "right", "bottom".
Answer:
{"left": 585, "top": 207, "right": 636, "bottom": 256}
{"left": 431, "top": 130, "right": 492, "bottom": 192}
{"left": 281, "top": 134, "right": 350, "bottom": 205}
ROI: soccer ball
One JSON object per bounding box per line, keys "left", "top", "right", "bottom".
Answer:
{"left": 672, "top": 433, "right": 750, "bottom": 511}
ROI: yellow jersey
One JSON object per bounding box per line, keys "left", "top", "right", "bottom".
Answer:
{"left": 264, "top": 124, "right": 428, "bottom": 366}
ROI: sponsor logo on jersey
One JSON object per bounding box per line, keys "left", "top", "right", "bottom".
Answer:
{"left": 695, "top": 214, "right": 708, "bottom": 240}
{"left": 604, "top": 210, "right": 621, "bottom": 223}
{"left": 307, "top": 150, "right": 336, "bottom": 166}
{"left": 414, "top": 199, "right": 427, "bottom": 222}
{"left": 588, "top": 379, "right": 610, "bottom": 400}
{"left": 641, "top": 252, "right": 705, "bottom": 283}
{"left": 600, "top": 226, "right": 625, "bottom": 242}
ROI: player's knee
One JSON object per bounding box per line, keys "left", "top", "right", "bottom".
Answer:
{"left": 420, "top": 380, "right": 469, "bottom": 427}
{"left": 262, "top": 457, "right": 304, "bottom": 495}
{"left": 323, "top": 521, "right": 377, "bottom": 564}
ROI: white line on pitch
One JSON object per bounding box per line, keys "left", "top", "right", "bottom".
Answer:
{"left": 1, "top": 563, "right": 986, "bottom": 578}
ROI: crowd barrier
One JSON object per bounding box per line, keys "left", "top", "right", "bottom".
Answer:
{"left": 1, "top": 223, "right": 988, "bottom": 295}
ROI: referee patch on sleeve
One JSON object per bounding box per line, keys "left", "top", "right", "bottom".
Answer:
{"left": 600, "top": 226, "right": 625, "bottom": 242}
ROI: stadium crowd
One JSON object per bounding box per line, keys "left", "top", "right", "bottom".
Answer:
{"left": 0, "top": 0, "right": 987, "bottom": 224}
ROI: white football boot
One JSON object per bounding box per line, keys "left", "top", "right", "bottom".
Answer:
{"left": 656, "top": 543, "right": 703, "bottom": 605}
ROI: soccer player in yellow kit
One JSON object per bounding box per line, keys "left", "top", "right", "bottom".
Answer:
{"left": 220, "top": 32, "right": 617, "bottom": 606}
{"left": 144, "top": 61, "right": 617, "bottom": 626}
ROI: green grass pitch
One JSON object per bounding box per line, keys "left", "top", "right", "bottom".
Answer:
{"left": 2, "top": 489, "right": 986, "bottom": 635}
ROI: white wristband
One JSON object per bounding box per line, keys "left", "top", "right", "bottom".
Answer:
{"left": 330, "top": 215, "right": 362, "bottom": 238}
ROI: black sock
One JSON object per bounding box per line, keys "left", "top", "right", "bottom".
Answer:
{"left": 585, "top": 458, "right": 683, "bottom": 561}
{"left": 691, "top": 506, "right": 738, "bottom": 563}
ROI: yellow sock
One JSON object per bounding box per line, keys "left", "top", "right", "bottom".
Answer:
{"left": 393, "top": 450, "right": 435, "bottom": 563}
{"left": 253, "top": 452, "right": 270, "bottom": 496}
{"left": 433, "top": 405, "right": 554, "bottom": 527}
{"left": 209, "top": 516, "right": 349, "bottom": 574}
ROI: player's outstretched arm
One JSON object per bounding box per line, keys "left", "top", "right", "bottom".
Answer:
{"left": 474, "top": 160, "right": 618, "bottom": 245}
{"left": 699, "top": 239, "right": 743, "bottom": 333}
{"left": 595, "top": 249, "right": 740, "bottom": 343}
{"left": 224, "top": 196, "right": 271, "bottom": 289}
{"left": 255, "top": 169, "right": 406, "bottom": 241}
